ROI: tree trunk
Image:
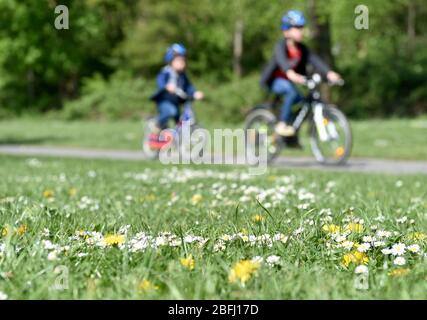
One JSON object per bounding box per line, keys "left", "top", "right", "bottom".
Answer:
{"left": 233, "top": 19, "right": 243, "bottom": 78}
{"left": 407, "top": 1, "right": 416, "bottom": 48}
{"left": 307, "top": 0, "right": 334, "bottom": 100}
{"left": 307, "top": 0, "right": 334, "bottom": 67}
{"left": 26, "top": 69, "right": 35, "bottom": 106}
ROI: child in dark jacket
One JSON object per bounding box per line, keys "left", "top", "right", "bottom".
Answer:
{"left": 150, "top": 44, "right": 204, "bottom": 131}
{"left": 260, "top": 10, "right": 342, "bottom": 137}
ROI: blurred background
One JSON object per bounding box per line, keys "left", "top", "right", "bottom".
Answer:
{"left": 0, "top": 0, "right": 426, "bottom": 160}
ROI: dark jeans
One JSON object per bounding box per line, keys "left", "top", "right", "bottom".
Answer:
{"left": 271, "top": 78, "right": 303, "bottom": 124}
{"left": 157, "top": 100, "right": 180, "bottom": 128}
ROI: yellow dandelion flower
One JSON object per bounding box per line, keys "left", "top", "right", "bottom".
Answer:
{"left": 180, "top": 255, "right": 195, "bottom": 271}
{"left": 342, "top": 251, "right": 368, "bottom": 267}
{"left": 353, "top": 251, "right": 369, "bottom": 264}
{"left": 146, "top": 194, "right": 156, "bottom": 201}
{"left": 43, "top": 190, "right": 54, "bottom": 198}
{"left": 342, "top": 253, "right": 353, "bottom": 267}
{"left": 322, "top": 224, "right": 341, "bottom": 234}
{"left": 103, "top": 234, "right": 126, "bottom": 247}
{"left": 345, "top": 222, "right": 364, "bottom": 233}
{"left": 17, "top": 224, "right": 28, "bottom": 236}
{"left": 407, "top": 232, "right": 426, "bottom": 241}
{"left": 1, "top": 225, "right": 11, "bottom": 237}
{"left": 141, "top": 194, "right": 156, "bottom": 202}
{"left": 138, "top": 279, "right": 159, "bottom": 292}
{"left": 252, "top": 214, "right": 264, "bottom": 223}
{"left": 69, "top": 188, "right": 78, "bottom": 196}
{"left": 388, "top": 268, "right": 410, "bottom": 277}
{"left": 229, "top": 260, "right": 260, "bottom": 286}
{"left": 191, "top": 194, "right": 203, "bottom": 205}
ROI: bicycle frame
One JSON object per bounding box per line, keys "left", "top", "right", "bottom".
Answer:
{"left": 244, "top": 73, "right": 349, "bottom": 164}
{"left": 176, "top": 101, "right": 196, "bottom": 128}
{"left": 161, "top": 101, "right": 197, "bottom": 146}
{"left": 146, "top": 101, "right": 196, "bottom": 149}
{"left": 292, "top": 86, "right": 323, "bottom": 131}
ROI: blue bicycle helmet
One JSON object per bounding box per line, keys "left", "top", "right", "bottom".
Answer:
{"left": 281, "top": 10, "right": 306, "bottom": 31}
{"left": 164, "top": 43, "right": 187, "bottom": 64}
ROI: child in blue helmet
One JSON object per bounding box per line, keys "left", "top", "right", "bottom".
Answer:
{"left": 260, "top": 10, "right": 342, "bottom": 137}
{"left": 150, "top": 44, "right": 204, "bottom": 131}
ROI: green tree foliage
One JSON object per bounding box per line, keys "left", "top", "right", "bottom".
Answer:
{"left": 0, "top": 0, "right": 426, "bottom": 120}
{"left": 0, "top": 0, "right": 135, "bottom": 112}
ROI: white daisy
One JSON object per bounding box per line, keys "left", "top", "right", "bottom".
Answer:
{"left": 376, "top": 230, "right": 391, "bottom": 238}
{"left": 293, "top": 227, "right": 304, "bottom": 235}
{"left": 407, "top": 244, "right": 420, "bottom": 254}
{"left": 47, "top": 251, "right": 58, "bottom": 261}
{"left": 393, "top": 257, "right": 406, "bottom": 266}
{"left": 362, "top": 236, "right": 376, "bottom": 243}
{"left": 334, "top": 234, "right": 347, "bottom": 243}
{"left": 390, "top": 243, "right": 406, "bottom": 256}
{"left": 381, "top": 248, "right": 392, "bottom": 255}
{"left": 357, "top": 243, "right": 371, "bottom": 253}
{"left": 354, "top": 265, "right": 369, "bottom": 274}
{"left": 374, "top": 215, "right": 385, "bottom": 222}
{"left": 340, "top": 241, "right": 354, "bottom": 250}
{"left": 266, "top": 255, "right": 281, "bottom": 266}
{"left": 213, "top": 241, "right": 226, "bottom": 252}
{"left": 396, "top": 216, "right": 408, "bottom": 224}
{"left": 251, "top": 256, "right": 264, "bottom": 264}
{"left": 373, "top": 241, "right": 386, "bottom": 247}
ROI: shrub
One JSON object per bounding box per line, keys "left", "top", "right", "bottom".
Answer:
{"left": 62, "top": 71, "right": 153, "bottom": 120}
{"left": 197, "top": 75, "right": 265, "bottom": 125}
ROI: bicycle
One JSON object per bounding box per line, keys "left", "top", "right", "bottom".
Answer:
{"left": 143, "top": 89, "right": 205, "bottom": 160}
{"left": 244, "top": 73, "right": 352, "bottom": 165}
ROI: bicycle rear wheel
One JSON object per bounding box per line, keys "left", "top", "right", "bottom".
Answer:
{"left": 244, "top": 108, "right": 283, "bottom": 163}
{"left": 309, "top": 105, "right": 352, "bottom": 165}
{"left": 142, "top": 118, "right": 160, "bottom": 159}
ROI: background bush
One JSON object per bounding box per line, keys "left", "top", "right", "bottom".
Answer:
{"left": 62, "top": 71, "right": 151, "bottom": 120}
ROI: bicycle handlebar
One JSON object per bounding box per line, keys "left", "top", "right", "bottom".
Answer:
{"left": 303, "top": 73, "right": 344, "bottom": 89}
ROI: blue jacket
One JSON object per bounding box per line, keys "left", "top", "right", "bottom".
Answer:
{"left": 150, "top": 66, "right": 196, "bottom": 104}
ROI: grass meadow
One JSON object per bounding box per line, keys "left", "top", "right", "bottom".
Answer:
{"left": 0, "top": 155, "right": 426, "bottom": 299}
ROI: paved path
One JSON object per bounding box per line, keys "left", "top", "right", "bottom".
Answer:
{"left": 0, "top": 144, "right": 426, "bottom": 175}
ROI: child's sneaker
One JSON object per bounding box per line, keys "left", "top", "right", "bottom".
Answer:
{"left": 275, "top": 122, "right": 295, "bottom": 137}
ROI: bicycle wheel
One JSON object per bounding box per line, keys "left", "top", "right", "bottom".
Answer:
{"left": 309, "top": 105, "right": 352, "bottom": 165}
{"left": 142, "top": 118, "right": 177, "bottom": 160}
{"left": 244, "top": 108, "right": 283, "bottom": 163}
{"left": 142, "top": 117, "right": 160, "bottom": 159}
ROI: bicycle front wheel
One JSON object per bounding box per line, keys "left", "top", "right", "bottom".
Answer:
{"left": 244, "top": 108, "right": 282, "bottom": 163}
{"left": 309, "top": 105, "right": 352, "bottom": 165}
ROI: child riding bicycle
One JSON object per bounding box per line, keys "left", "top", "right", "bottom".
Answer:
{"left": 150, "top": 44, "right": 204, "bottom": 133}
{"left": 260, "top": 10, "right": 342, "bottom": 137}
